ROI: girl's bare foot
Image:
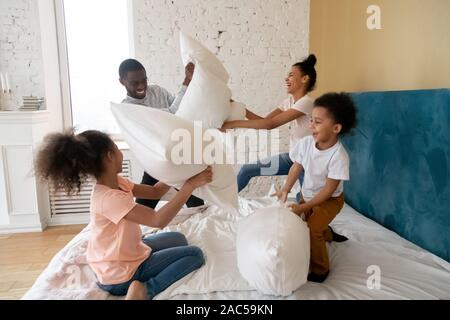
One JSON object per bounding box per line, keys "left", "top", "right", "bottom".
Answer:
{"left": 125, "top": 280, "right": 148, "bottom": 300}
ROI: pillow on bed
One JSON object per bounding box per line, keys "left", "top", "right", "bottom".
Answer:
{"left": 236, "top": 205, "right": 310, "bottom": 296}
{"left": 176, "top": 63, "right": 232, "bottom": 129}
{"left": 227, "top": 101, "right": 247, "bottom": 121}
{"left": 111, "top": 102, "right": 238, "bottom": 211}
{"left": 179, "top": 31, "right": 229, "bottom": 83}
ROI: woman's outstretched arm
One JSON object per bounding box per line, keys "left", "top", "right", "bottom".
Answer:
{"left": 245, "top": 109, "right": 263, "bottom": 120}
{"left": 222, "top": 109, "right": 305, "bottom": 130}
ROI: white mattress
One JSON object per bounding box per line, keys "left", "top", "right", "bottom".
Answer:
{"left": 22, "top": 196, "right": 450, "bottom": 300}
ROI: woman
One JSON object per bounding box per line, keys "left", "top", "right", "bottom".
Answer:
{"left": 221, "top": 54, "right": 317, "bottom": 195}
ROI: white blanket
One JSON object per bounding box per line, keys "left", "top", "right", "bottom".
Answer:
{"left": 22, "top": 197, "right": 450, "bottom": 300}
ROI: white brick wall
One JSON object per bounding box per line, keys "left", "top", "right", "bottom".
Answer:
{"left": 134, "top": 0, "right": 309, "bottom": 116}
{"left": 0, "top": 0, "right": 45, "bottom": 108}
{"left": 134, "top": 0, "right": 310, "bottom": 195}
{"left": 0, "top": 0, "right": 309, "bottom": 196}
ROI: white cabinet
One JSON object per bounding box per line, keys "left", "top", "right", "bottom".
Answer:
{"left": 0, "top": 111, "right": 51, "bottom": 233}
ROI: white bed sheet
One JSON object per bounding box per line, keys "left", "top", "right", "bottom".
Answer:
{"left": 22, "top": 197, "right": 450, "bottom": 300}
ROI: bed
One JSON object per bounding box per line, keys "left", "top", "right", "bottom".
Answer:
{"left": 21, "top": 196, "right": 450, "bottom": 300}
{"left": 22, "top": 88, "right": 450, "bottom": 300}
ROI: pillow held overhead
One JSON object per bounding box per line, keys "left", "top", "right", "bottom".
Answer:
{"left": 176, "top": 62, "right": 232, "bottom": 129}
{"left": 179, "top": 31, "right": 230, "bottom": 83}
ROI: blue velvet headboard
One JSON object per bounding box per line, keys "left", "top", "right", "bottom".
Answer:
{"left": 342, "top": 88, "right": 450, "bottom": 262}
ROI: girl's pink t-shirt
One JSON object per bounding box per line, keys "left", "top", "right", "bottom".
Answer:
{"left": 86, "top": 175, "right": 151, "bottom": 285}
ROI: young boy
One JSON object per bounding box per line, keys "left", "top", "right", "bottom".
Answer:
{"left": 274, "top": 92, "right": 357, "bottom": 283}
{"left": 118, "top": 58, "right": 204, "bottom": 208}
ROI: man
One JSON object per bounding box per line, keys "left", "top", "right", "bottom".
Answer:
{"left": 119, "top": 58, "right": 204, "bottom": 208}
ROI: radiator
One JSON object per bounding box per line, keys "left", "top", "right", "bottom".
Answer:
{"left": 48, "top": 160, "right": 132, "bottom": 216}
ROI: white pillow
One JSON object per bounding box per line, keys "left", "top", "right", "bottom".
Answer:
{"left": 179, "top": 31, "right": 229, "bottom": 83}
{"left": 176, "top": 62, "right": 231, "bottom": 129}
{"left": 236, "top": 205, "right": 310, "bottom": 296}
{"left": 227, "top": 101, "right": 247, "bottom": 121}
{"left": 111, "top": 102, "right": 238, "bottom": 211}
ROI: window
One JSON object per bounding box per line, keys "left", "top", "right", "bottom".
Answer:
{"left": 56, "top": 0, "right": 133, "bottom": 136}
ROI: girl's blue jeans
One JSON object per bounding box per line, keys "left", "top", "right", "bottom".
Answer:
{"left": 97, "top": 232, "right": 204, "bottom": 299}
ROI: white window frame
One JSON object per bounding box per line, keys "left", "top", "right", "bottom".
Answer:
{"left": 53, "top": 0, "right": 136, "bottom": 141}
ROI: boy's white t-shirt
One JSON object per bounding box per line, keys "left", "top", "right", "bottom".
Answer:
{"left": 279, "top": 95, "right": 314, "bottom": 150}
{"left": 289, "top": 136, "right": 350, "bottom": 201}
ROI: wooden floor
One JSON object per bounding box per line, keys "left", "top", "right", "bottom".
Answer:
{"left": 0, "top": 224, "right": 86, "bottom": 300}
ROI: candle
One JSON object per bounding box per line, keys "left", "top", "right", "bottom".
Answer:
{"left": 0, "top": 73, "right": 5, "bottom": 92}
{"left": 4, "top": 72, "right": 10, "bottom": 92}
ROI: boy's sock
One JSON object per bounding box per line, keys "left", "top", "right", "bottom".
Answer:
{"left": 329, "top": 226, "right": 348, "bottom": 242}
{"left": 307, "top": 271, "right": 329, "bottom": 283}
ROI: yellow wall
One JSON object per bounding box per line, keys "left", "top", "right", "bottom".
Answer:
{"left": 309, "top": 0, "right": 450, "bottom": 96}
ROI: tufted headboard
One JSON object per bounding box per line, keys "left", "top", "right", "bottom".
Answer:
{"left": 342, "top": 88, "right": 450, "bottom": 262}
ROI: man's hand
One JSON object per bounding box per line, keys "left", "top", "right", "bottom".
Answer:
{"left": 183, "top": 62, "right": 195, "bottom": 86}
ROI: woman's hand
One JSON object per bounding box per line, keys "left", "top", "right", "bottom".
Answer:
{"left": 185, "top": 166, "right": 213, "bottom": 189}
{"left": 220, "top": 121, "right": 235, "bottom": 132}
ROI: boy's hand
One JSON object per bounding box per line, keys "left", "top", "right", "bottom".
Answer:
{"left": 271, "top": 189, "right": 288, "bottom": 203}
{"left": 288, "top": 203, "right": 306, "bottom": 217}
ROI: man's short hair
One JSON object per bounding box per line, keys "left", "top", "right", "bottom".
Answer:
{"left": 119, "top": 59, "right": 145, "bottom": 79}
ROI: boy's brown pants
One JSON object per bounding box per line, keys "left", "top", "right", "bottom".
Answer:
{"left": 301, "top": 194, "right": 345, "bottom": 275}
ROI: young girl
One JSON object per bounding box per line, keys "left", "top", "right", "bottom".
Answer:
{"left": 274, "top": 92, "right": 357, "bottom": 283}
{"left": 220, "top": 55, "right": 317, "bottom": 195}
{"left": 35, "top": 129, "right": 212, "bottom": 299}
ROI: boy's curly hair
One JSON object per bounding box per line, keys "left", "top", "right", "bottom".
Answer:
{"left": 314, "top": 92, "right": 357, "bottom": 135}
